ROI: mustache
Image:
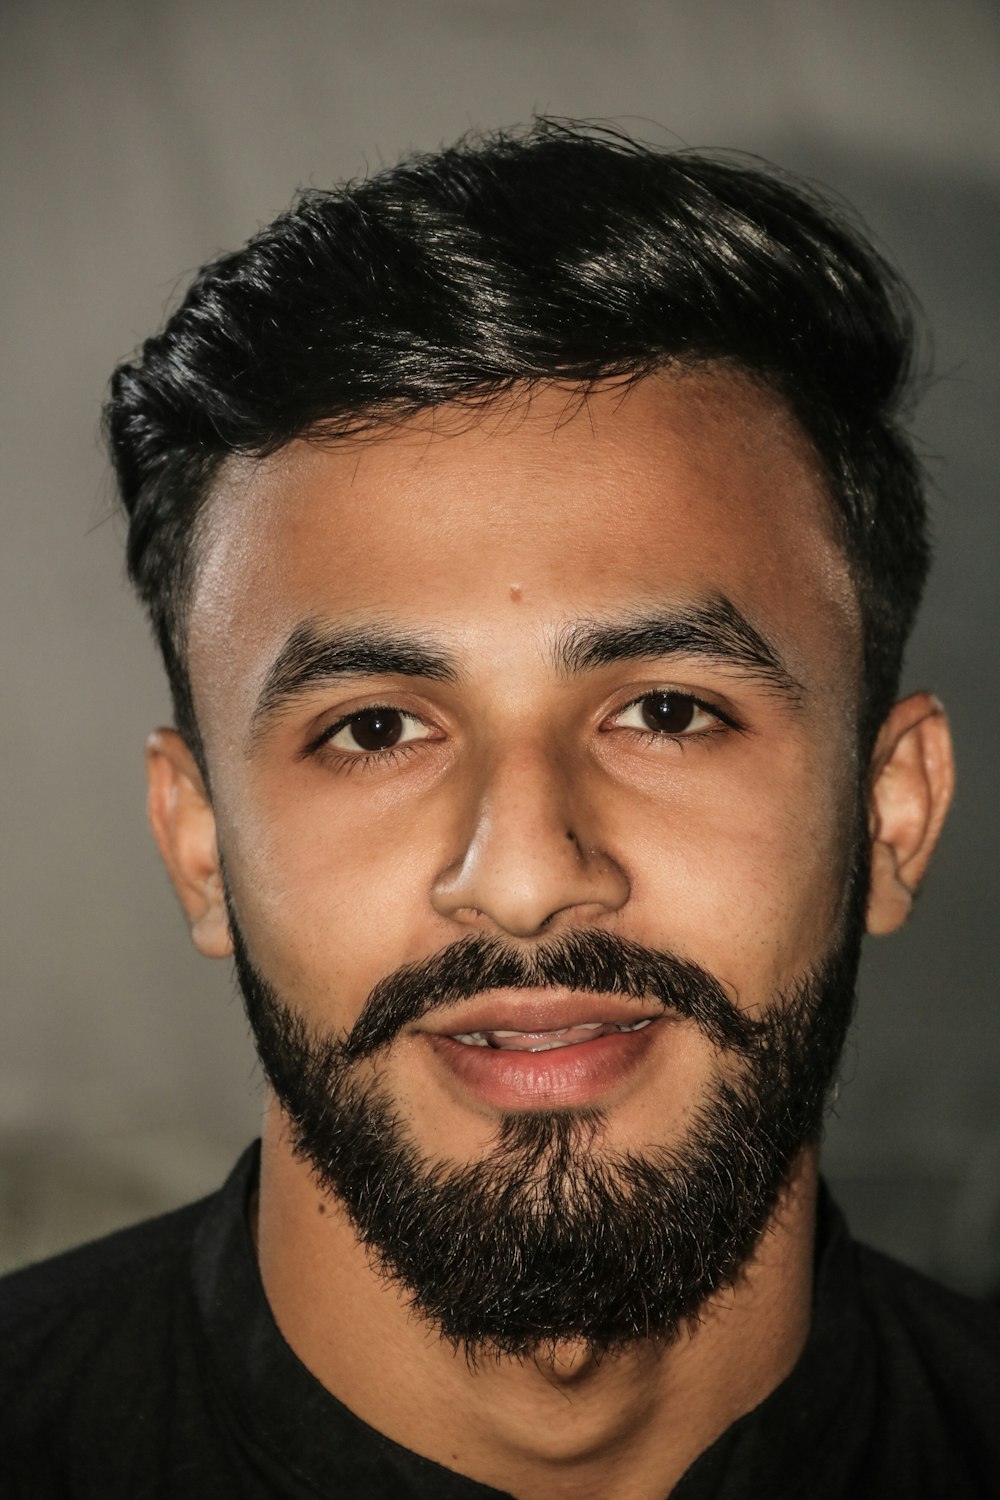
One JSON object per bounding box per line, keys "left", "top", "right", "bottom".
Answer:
{"left": 341, "top": 929, "right": 764, "bottom": 1062}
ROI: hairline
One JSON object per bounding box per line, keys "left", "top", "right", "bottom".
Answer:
{"left": 172, "top": 361, "right": 868, "bottom": 778}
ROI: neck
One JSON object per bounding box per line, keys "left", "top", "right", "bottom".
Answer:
{"left": 256, "top": 1107, "right": 819, "bottom": 1500}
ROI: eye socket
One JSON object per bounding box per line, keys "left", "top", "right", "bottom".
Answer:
{"left": 323, "top": 707, "right": 432, "bottom": 754}
{"left": 611, "top": 692, "right": 720, "bottom": 737}
{"left": 314, "top": 692, "right": 725, "bottom": 761}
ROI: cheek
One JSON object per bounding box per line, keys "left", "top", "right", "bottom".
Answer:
{"left": 616, "top": 744, "right": 858, "bottom": 1003}
{"left": 213, "top": 724, "right": 859, "bottom": 1024}
{"left": 213, "top": 770, "right": 448, "bottom": 1017}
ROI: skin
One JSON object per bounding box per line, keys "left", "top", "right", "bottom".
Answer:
{"left": 147, "top": 369, "right": 954, "bottom": 1499}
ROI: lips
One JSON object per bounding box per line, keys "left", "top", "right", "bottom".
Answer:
{"left": 449, "top": 1018, "right": 655, "bottom": 1052}
{"left": 420, "top": 987, "right": 663, "bottom": 1043}
{"left": 419, "top": 989, "right": 666, "bottom": 1108}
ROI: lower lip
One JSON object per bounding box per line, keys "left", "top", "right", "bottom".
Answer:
{"left": 427, "top": 1023, "right": 661, "bottom": 1109}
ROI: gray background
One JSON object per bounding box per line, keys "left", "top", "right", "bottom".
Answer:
{"left": 2, "top": 0, "right": 998, "bottom": 1291}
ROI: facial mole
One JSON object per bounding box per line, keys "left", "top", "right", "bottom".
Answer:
{"left": 509, "top": 584, "right": 523, "bottom": 603}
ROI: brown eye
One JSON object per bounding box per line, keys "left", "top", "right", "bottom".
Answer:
{"left": 611, "top": 693, "right": 717, "bottom": 737}
{"left": 345, "top": 708, "right": 404, "bottom": 751}
{"left": 640, "top": 693, "right": 697, "bottom": 734}
{"left": 323, "top": 706, "right": 432, "bottom": 756}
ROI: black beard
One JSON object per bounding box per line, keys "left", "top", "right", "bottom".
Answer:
{"left": 227, "top": 870, "right": 865, "bottom": 1362}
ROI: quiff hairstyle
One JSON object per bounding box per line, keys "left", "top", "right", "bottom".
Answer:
{"left": 105, "top": 120, "right": 929, "bottom": 768}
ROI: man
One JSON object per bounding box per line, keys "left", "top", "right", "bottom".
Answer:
{"left": 2, "top": 120, "right": 997, "bottom": 1498}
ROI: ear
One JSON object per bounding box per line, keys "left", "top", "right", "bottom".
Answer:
{"left": 145, "top": 729, "right": 233, "bottom": 958}
{"left": 866, "top": 692, "right": 955, "bottom": 936}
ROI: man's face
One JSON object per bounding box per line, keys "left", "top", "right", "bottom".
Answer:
{"left": 184, "top": 369, "right": 865, "bottom": 1346}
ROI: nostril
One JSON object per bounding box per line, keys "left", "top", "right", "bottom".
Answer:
{"left": 454, "top": 906, "right": 484, "bottom": 924}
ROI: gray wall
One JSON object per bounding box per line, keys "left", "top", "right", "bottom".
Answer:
{"left": 2, "top": 0, "right": 998, "bottom": 1290}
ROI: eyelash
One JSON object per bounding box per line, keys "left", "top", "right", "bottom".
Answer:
{"left": 303, "top": 708, "right": 424, "bottom": 770}
{"left": 304, "top": 690, "right": 741, "bottom": 773}
{"left": 324, "top": 745, "right": 415, "bottom": 776}
{"left": 612, "top": 692, "right": 740, "bottom": 747}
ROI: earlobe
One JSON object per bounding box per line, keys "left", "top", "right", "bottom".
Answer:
{"left": 865, "top": 693, "right": 955, "bottom": 936}
{"left": 145, "top": 729, "right": 233, "bottom": 958}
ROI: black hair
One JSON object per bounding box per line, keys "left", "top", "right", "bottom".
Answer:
{"left": 104, "top": 119, "right": 929, "bottom": 766}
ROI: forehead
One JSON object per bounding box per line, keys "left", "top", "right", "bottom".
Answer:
{"left": 188, "top": 369, "right": 860, "bottom": 729}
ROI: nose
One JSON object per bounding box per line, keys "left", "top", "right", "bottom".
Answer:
{"left": 431, "top": 741, "right": 630, "bottom": 939}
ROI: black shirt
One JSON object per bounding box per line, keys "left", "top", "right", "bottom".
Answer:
{"left": 2, "top": 1143, "right": 998, "bottom": 1498}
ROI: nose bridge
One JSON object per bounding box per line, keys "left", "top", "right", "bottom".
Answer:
{"left": 431, "top": 724, "right": 630, "bottom": 937}
{"left": 486, "top": 731, "right": 577, "bottom": 838}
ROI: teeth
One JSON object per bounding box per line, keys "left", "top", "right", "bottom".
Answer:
{"left": 488, "top": 1022, "right": 605, "bottom": 1039}
{"left": 448, "top": 1017, "right": 655, "bottom": 1049}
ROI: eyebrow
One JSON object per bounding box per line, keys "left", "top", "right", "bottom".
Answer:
{"left": 248, "top": 596, "right": 803, "bottom": 750}
{"left": 554, "top": 598, "right": 804, "bottom": 701}
{"left": 248, "top": 620, "right": 459, "bottom": 745}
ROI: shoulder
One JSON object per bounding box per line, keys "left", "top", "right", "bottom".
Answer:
{"left": 1, "top": 1194, "right": 206, "bottom": 1310}
{"left": 0, "top": 1146, "right": 261, "bottom": 1496}
{"left": 0, "top": 1141, "right": 259, "bottom": 1366}
{"left": 855, "top": 1239, "right": 1000, "bottom": 1370}
{"left": 0, "top": 1187, "right": 226, "bottom": 1497}
{"left": 851, "top": 1239, "right": 1000, "bottom": 1491}
{"left": 0, "top": 1194, "right": 208, "bottom": 1384}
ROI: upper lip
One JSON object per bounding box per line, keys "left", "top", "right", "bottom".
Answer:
{"left": 417, "top": 988, "right": 665, "bottom": 1037}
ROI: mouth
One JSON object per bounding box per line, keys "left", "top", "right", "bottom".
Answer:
{"left": 421, "top": 992, "right": 666, "bottom": 1108}
{"left": 421, "top": 987, "right": 663, "bottom": 1042}
{"left": 449, "top": 1018, "right": 655, "bottom": 1052}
